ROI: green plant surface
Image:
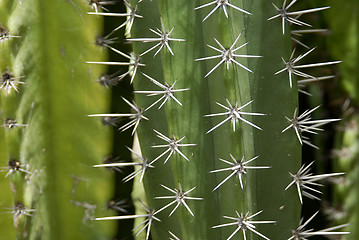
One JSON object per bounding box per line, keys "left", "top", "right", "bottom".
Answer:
{"left": 127, "top": 0, "right": 301, "bottom": 239}
{"left": 0, "top": 1, "right": 27, "bottom": 238}
{"left": 0, "top": 0, "right": 115, "bottom": 239}
{"left": 1, "top": 0, "right": 353, "bottom": 239}
{"left": 325, "top": 0, "right": 359, "bottom": 239}
{"left": 325, "top": 0, "right": 358, "bottom": 104}
{"left": 0, "top": 127, "right": 16, "bottom": 240}
{"left": 331, "top": 115, "right": 359, "bottom": 240}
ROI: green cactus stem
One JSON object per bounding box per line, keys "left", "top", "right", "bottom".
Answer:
{"left": 0, "top": 0, "right": 115, "bottom": 239}
{"left": 326, "top": 0, "right": 359, "bottom": 239}
{"left": 122, "top": 0, "right": 301, "bottom": 239}
{"left": 0, "top": 0, "right": 353, "bottom": 239}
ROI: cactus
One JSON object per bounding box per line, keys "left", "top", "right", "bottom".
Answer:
{"left": 325, "top": 0, "right": 359, "bottom": 239}
{"left": 0, "top": 0, "right": 114, "bottom": 239}
{"left": 122, "top": 1, "right": 300, "bottom": 239}
{"left": 0, "top": 0, "right": 354, "bottom": 240}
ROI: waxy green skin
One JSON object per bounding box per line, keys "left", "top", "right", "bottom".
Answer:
{"left": 0, "top": 0, "right": 114, "bottom": 239}
{"left": 130, "top": 0, "right": 301, "bottom": 239}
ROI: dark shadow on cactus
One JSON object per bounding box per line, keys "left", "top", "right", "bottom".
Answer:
{"left": 101, "top": 1, "right": 135, "bottom": 239}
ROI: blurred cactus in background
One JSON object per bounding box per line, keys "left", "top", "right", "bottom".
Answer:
{"left": 0, "top": 0, "right": 114, "bottom": 239}
{"left": 0, "top": 0, "right": 357, "bottom": 239}
{"left": 324, "top": 0, "right": 358, "bottom": 239}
